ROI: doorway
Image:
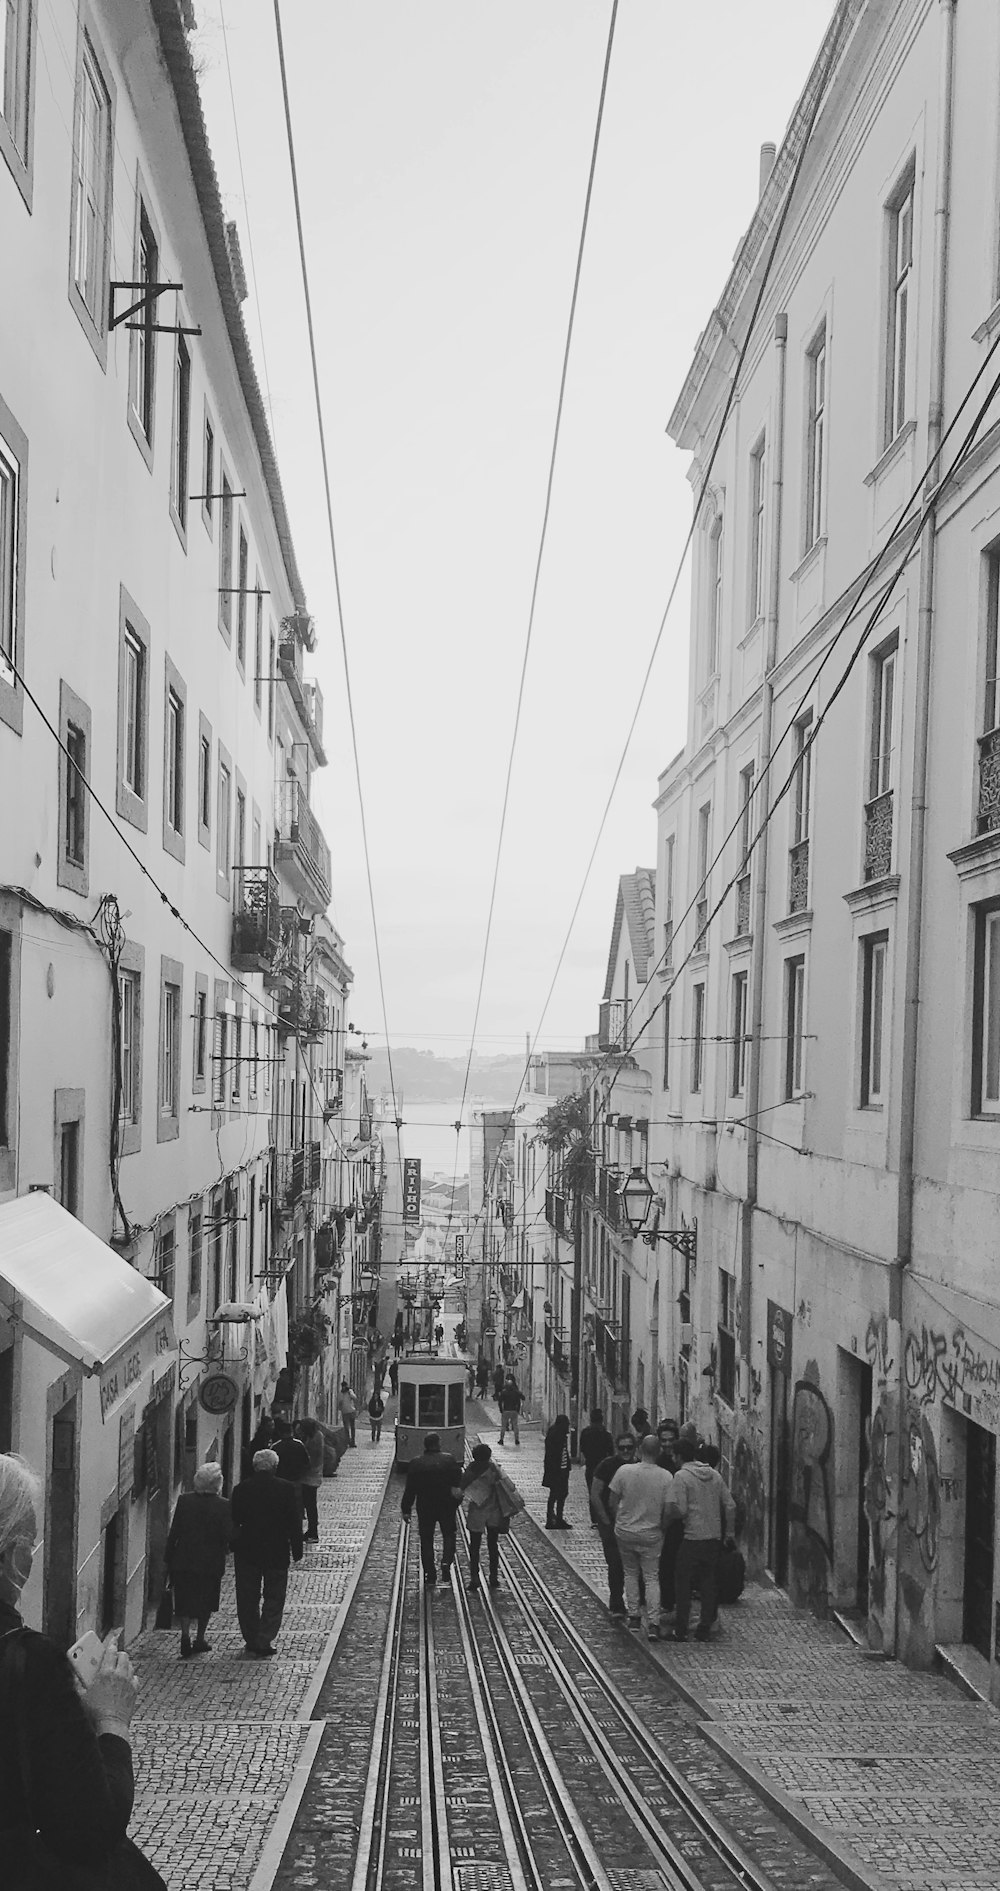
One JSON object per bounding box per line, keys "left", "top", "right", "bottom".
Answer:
{"left": 45, "top": 1398, "right": 78, "bottom": 1647}
{"left": 143, "top": 1398, "right": 172, "bottom": 1622}
{"left": 834, "top": 1349, "right": 872, "bottom": 1612}
{"left": 964, "top": 1420, "right": 996, "bottom": 1660}
{"left": 99, "top": 1505, "right": 127, "bottom": 1637}
{"left": 768, "top": 1366, "right": 790, "bottom": 1585}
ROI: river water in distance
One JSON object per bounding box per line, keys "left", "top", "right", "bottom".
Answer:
{"left": 378, "top": 1097, "right": 514, "bottom": 1183}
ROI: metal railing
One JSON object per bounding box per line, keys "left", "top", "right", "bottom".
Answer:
{"left": 788, "top": 839, "right": 810, "bottom": 913}
{"left": 978, "top": 728, "right": 1000, "bottom": 834}
{"left": 735, "top": 873, "right": 752, "bottom": 936}
{"left": 863, "top": 790, "right": 893, "bottom": 881}
{"left": 275, "top": 778, "right": 332, "bottom": 907}
{"left": 231, "top": 865, "right": 281, "bottom": 971}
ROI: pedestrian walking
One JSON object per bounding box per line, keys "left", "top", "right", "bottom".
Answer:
{"left": 368, "top": 1388, "right": 385, "bottom": 1442}
{"left": 655, "top": 1419, "right": 684, "bottom": 1612}
{"left": 629, "top": 1407, "right": 652, "bottom": 1442}
{"left": 230, "top": 1448, "right": 304, "bottom": 1655}
{"left": 338, "top": 1379, "right": 358, "bottom": 1446}
{"left": 589, "top": 1430, "right": 639, "bottom": 1617}
{"left": 467, "top": 1361, "right": 477, "bottom": 1398}
{"left": 492, "top": 1364, "right": 505, "bottom": 1403}
{"left": 608, "top": 1434, "right": 675, "bottom": 1639}
{"left": 0, "top": 1453, "right": 167, "bottom": 1887}
{"left": 164, "top": 1461, "right": 232, "bottom": 1657}
{"left": 295, "top": 1417, "right": 324, "bottom": 1542}
{"left": 242, "top": 1411, "right": 275, "bottom": 1481}
{"left": 272, "top": 1418, "right": 310, "bottom": 1530}
{"left": 434, "top": 1322, "right": 445, "bottom": 1346}
{"left": 460, "top": 1443, "right": 524, "bottom": 1591}
{"left": 400, "top": 1434, "right": 464, "bottom": 1583}
{"left": 388, "top": 1358, "right": 399, "bottom": 1396}
{"left": 374, "top": 1356, "right": 387, "bottom": 1393}
{"left": 542, "top": 1413, "right": 573, "bottom": 1528}
{"left": 476, "top": 1359, "right": 489, "bottom": 1398}
{"left": 578, "top": 1407, "right": 615, "bottom": 1501}
{"left": 668, "top": 1428, "right": 736, "bottom": 1642}
{"left": 498, "top": 1374, "right": 524, "bottom": 1446}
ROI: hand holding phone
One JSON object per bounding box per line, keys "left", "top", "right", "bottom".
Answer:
{"left": 68, "top": 1630, "right": 105, "bottom": 1690}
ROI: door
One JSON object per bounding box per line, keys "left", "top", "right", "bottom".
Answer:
{"left": 964, "top": 1420, "right": 996, "bottom": 1660}
{"left": 46, "top": 1399, "right": 78, "bottom": 1647}
{"left": 768, "top": 1367, "right": 790, "bottom": 1585}
{"left": 856, "top": 1362, "right": 872, "bottom": 1612}
{"left": 143, "top": 1400, "right": 172, "bottom": 1621}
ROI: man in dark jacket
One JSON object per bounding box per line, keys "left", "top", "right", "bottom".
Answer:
{"left": 272, "top": 1419, "right": 310, "bottom": 1524}
{"left": 231, "top": 1448, "right": 303, "bottom": 1655}
{"left": 667, "top": 1432, "right": 737, "bottom": 1642}
{"left": 400, "top": 1434, "right": 464, "bottom": 1583}
{"left": 499, "top": 1375, "right": 524, "bottom": 1446}
{"left": 589, "top": 1430, "right": 638, "bottom": 1617}
{"left": 578, "top": 1408, "right": 615, "bottom": 1499}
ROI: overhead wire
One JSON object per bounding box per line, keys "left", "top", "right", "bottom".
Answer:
{"left": 447, "top": 0, "right": 620, "bottom": 1241}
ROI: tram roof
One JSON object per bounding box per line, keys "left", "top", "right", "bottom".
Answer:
{"left": 396, "top": 1354, "right": 470, "bottom": 1378}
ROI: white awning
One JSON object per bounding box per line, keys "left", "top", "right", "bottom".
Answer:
{"left": 0, "top": 1194, "right": 175, "bottom": 1421}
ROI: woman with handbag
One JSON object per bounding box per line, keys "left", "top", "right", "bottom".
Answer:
{"left": 542, "top": 1413, "right": 573, "bottom": 1528}
{"left": 0, "top": 1452, "right": 167, "bottom": 1888}
{"left": 459, "top": 1443, "right": 524, "bottom": 1592}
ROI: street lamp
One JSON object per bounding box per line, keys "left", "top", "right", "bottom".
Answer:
{"left": 619, "top": 1167, "right": 697, "bottom": 1264}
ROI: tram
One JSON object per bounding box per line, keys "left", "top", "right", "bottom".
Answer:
{"left": 394, "top": 1355, "right": 467, "bottom": 1467}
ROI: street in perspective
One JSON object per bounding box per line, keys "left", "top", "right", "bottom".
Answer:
{"left": 3, "top": 1, "right": 1000, "bottom": 1888}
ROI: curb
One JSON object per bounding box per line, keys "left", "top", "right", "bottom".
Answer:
{"left": 700, "top": 1722, "right": 895, "bottom": 1891}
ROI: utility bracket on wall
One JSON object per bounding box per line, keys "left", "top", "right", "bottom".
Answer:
{"left": 109, "top": 280, "right": 203, "bottom": 336}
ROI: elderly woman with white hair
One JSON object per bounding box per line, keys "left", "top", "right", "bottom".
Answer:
{"left": 0, "top": 1452, "right": 166, "bottom": 1884}
{"left": 164, "top": 1460, "right": 233, "bottom": 1659}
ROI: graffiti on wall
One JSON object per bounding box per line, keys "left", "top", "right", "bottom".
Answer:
{"left": 903, "top": 1320, "right": 1000, "bottom": 1434}
{"left": 788, "top": 1369, "right": 833, "bottom": 1612}
{"left": 864, "top": 1313, "right": 894, "bottom": 1382}
{"left": 732, "top": 1432, "right": 766, "bottom": 1561}
{"left": 863, "top": 1388, "right": 943, "bottom": 1663}
{"left": 864, "top": 1399, "right": 894, "bottom": 1626}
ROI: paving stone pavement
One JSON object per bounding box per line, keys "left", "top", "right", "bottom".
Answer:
{"left": 127, "top": 1435, "right": 394, "bottom": 1889}
{"left": 480, "top": 1412, "right": 1000, "bottom": 1891}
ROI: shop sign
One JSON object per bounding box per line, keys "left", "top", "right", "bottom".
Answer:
{"left": 403, "top": 1158, "right": 421, "bottom": 1222}
{"left": 99, "top": 1313, "right": 175, "bottom": 1422}
{"left": 767, "top": 1300, "right": 793, "bottom": 1377}
{"left": 199, "top": 1370, "right": 240, "bottom": 1415}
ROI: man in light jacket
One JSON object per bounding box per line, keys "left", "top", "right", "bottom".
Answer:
{"left": 607, "top": 1434, "right": 674, "bottom": 1639}
{"left": 667, "top": 1427, "right": 736, "bottom": 1642}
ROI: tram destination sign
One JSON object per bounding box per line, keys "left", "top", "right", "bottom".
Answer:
{"left": 403, "top": 1157, "right": 422, "bottom": 1222}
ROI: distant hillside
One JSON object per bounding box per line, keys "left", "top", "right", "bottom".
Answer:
{"left": 364, "top": 1045, "right": 528, "bottom": 1102}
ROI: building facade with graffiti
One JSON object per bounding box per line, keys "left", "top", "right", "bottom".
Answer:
{"left": 652, "top": 0, "right": 1000, "bottom": 1699}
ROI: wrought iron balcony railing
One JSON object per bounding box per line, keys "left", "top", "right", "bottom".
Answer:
{"left": 275, "top": 778, "right": 332, "bottom": 911}
{"left": 595, "top": 1311, "right": 620, "bottom": 1387}
{"left": 231, "top": 865, "right": 281, "bottom": 972}
{"left": 788, "top": 838, "right": 810, "bottom": 913}
{"left": 978, "top": 728, "right": 1000, "bottom": 834}
{"left": 694, "top": 896, "right": 709, "bottom": 948}
{"left": 662, "top": 917, "right": 673, "bottom": 970}
{"left": 735, "top": 873, "right": 752, "bottom": 936}
{"left": 863, "top": 790, "right": 893, "bottom": 882}
{"left": 598, "top": 996, "right": 627, "bottom": 1052}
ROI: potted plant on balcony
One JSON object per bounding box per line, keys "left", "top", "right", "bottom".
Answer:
{"left": 289, "top": 1305, "right": 332, "bottom": 1367}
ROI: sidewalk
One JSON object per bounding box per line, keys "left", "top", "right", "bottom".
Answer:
{"left": 478, "top": 1415, "right": 1000, "bottom": 1891}
{"left": 127, "top": 1434, "right": 394, "bottom": 1891}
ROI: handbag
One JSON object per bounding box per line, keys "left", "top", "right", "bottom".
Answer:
{"left": 153, "top": 1582, "right": 173, "bottom": 1631}
{"left": 494, "top": 1470, "right": 526, "bottom": 1522}
{"left": 0, "top": 1629, "right": 168, "bottom": 1890}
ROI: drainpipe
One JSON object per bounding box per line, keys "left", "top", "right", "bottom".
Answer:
{"left": 892, "top": 0, "right": 955, "bottom": 1655}
{"left": 742, "top": 313, "right": 788, "bottom": 1377}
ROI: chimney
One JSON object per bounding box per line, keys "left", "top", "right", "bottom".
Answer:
{"left": 759, "top": 142, "right": 777, "bottom": 198}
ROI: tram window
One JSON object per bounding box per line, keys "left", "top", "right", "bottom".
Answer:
{"left": 419, "top": 1385, "right": 446, "bottom": 1428}
{"left": 399, "top": 1382, "right": 416, "bottom": 1426}
{"left": 448, "top": 1382, "right": 464, "bottom": 1427}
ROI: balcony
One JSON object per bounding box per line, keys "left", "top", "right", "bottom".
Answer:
{"left": 788, "top": 839, "right": 810, "bottom": 913}
{"left": 735, "top": 873, "right": 752, "bottom": 937}
{"left": 544, "top": 1188, "right": 567, "bottom": 1236}
{"left": 978, "top": 728, "right": 1000, "bottom": 834}
{"left": 595, "top": 1311, "right": 620, "bottom": 1387}
{"left": 863, "top": 790, "right": 893, "bottom": 881}
{"left": 597, "top": 996, "right": 627, "bottom": 1053}
{"left": 278, "top": 641, "right": 326, "bottom": 765}
{"left": 277, "top": 1140, "right": 322, "bottom": 1210}
{"left": 275, "top": 778, "right": 332, "bottom": 911}
{"left": 597, "top": 1167, "right": 621, "bottom": 1231}
{"left": 694, "top": 896, "right": 709, "bottom": 948}
{"left": 230, "top": 866, "right": 281, "bottom": 972}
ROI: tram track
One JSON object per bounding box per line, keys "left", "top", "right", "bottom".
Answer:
{"left": 348, "top": 1501, "right": 821, "bottom": 1891}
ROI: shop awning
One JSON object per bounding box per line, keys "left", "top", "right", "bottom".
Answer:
{"left": 0, "top": 1194, "right": 175, "bottom": 1421}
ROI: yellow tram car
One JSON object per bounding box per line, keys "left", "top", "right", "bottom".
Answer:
{"left": 394, "top": 1355, "right": 467, "bottom": 1467}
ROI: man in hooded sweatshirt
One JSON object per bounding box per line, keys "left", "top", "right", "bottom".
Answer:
{"left": 668, "top": 1425, "right": 736, "bottom": 1642}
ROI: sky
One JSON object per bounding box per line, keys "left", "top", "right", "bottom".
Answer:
{"left": 192, "top": 0, "right": 835, "bottom": 1063}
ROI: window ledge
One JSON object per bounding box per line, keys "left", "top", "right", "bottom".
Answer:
{"left": 687, "top": 949, "right": 710, "bottom": 971}
{"left": 127, "top": 401, "right": 154, "bottom": 472}
{"left": 973, "top": 302, "right": 1000, "bottom": 345}
{"left": 947, "top": 830, "right": 1000, "bottom": 883}
{"left": 843, "top": 874, "right": 900, "bottom": 917}
{"left": 789, "top": 537, "right": 827, "bottom": 586}
{"left": 864, "top": 419, "right": 917, "bottom": 489}
{"left": 656, "top": 962, "right": 676, "bottom": 981}
{"left": 740, "top": 613, "right": 766, "bottom": 651}
{"left": 723, "top": 932, "right": 753, "bottom": 959}
{"left": 773, "top": 908, "right": 813, "bottom": 939}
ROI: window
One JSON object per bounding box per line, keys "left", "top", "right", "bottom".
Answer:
{"left": 128, "top": 204, "right": 158, "bottom": 448}
{"left": 869, "top": 644, "right": 896, "bottom": 800}
{"left": 117, "top": 593, "right": 150, "bottom": 830}
{"left": 202, "top": 415, "right": 214, "bottom": 529}
{"left": 159, "top": 974, "right": 180, "bottom": 1131}
{"left": 718, "top": 1269, "right": 736, "bottom": 1407}
{"left": 235, "top": 786, "right": 246, "bottom": 872}
{"left": 170, "top": 334, "right": 190, "bottom": 532}
{"left": 212, "top": 1009, "right": 227, "bottom": 1109}
{"left": 860, "top": 933, "right": 888, "bottom": 1108}
{"left": 972, "top": 905, "right": 1000, "bottom": 1115}
{"left": 254, "top": 578, "right": 264, "bottom": 712}
{"left": 749, "top": 436, "right": 767, "bottom": 623}
{"left": 231, "top": 1012, "right": 242, "bottom": 1102}
{"left": 64, "top": 722, "right": 86, "bottom": 865}
{"left": 731, "top": 970, "right": 749, "bottom": 1098}
{"left": 661, "top": 993, "right": 671, "bottom": 1091}
{"left": 154, "top": 1221, "right": 175, "bottom": 1299}
{"left": 0, "top": 930, "right": 10, "bottom": 1153}
{"left": 217, "top": 759, "right": 231, "bottom": 887}
{"left": 118, "top": 969, "right": 139, "bottom": 1124}
{"left": 737, "top": 763, "right": 754, "bottom": 905}
{"left": 0, "top": 427, "right": 19, "bottom": 676}
{"left": 59, "top": 1121, "right": 80, "bottom": 1218}
{"left": 267, "top": 628, "right": 276, "bottom": 739}
{"left": 236, "top": 527, "right": 248, "bottom": 670}
{"left": 784, "top": 955, "right": 806, "bottom": 1100}
{"left": 706, "top": 515, "right": 723, "bottom": 678}
{"left": 792, "top": 713, "right": 813, "bottom": 845}
{"left": 56, "top": 681, "right": 91, "bottom": 897}
{"left": 662, "top": 834, "right": 674, "bottom": 965}
{"left": 165, "top": 686, "right": 183, "bottom": 837}
{"left": 805, "top": 330, "right": 827, "bottom": 551}
{"left": 886, "top": 174, "right": 914, "bottom": 446}
{"left": 198, "top": 730, "right": 211, "bottom": 843}
{"left": 691, "top": 982, "right": 706, "bottom": 1093}
{"left": 0, "top": 0, "right": 33, "bottom": 199}
{"left": 983, "top": 550, "right": 999, "bottom": 736}
{"left": 695, "top": 803, "right": 710, "bottom": 943}
{"left": 71, "top": 31, "right": 111, "bottom": 338}
{"left": 219, "top": 472, "right": 233, "bottom": 636}
{"left": 187, "top": 1206, "right": 203, "bottom": 1310}
{"left": 249, "top": 1017, "right": 259, "bottom": 1100}
{"left": 193, "top": 985, "right": 208, "bottom": 1089}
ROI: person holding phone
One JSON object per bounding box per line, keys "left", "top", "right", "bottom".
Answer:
{"left": 0, "top": 1452, "right": 166, "bottom": 1885}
